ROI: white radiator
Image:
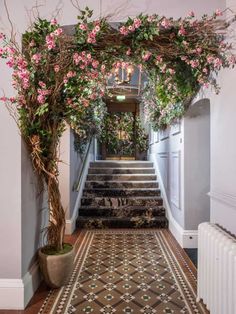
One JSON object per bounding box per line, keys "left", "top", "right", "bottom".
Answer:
{"left": 197, "top": 222, "right": 236, "bottom": 314}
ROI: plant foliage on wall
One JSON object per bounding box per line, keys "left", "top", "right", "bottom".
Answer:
{"left": 0, "top": 7, "right": 235, "bottom": 251}
{"left": 99, "top": 112, "right": 148, "bottom": 156}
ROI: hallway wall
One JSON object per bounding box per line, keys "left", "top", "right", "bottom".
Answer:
{"left": 0, "top": 0, "right": 227, "bottom": 309}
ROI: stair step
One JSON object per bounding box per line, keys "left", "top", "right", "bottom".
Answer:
{"left": 79, "top": 206, "right": 166, "bottom": 217}
{"left": 87, "top": 174, "right": 157, "bottom": 181}
{"left": 81, "top": 196, "right": 163, "bottom": 207}
{"left": 85, "top": 181, "right": 159, "bottom": 189}
{"left": 90, "top": 161, "right": 153, "bottom": 168}
{"left": 83, "top": 188, "right": 161, "bottom": 197}
{"left": 88, "top": 168, "right": 155, "bottom": 174}
{"left": 76, "top": 216, "right": 168, "bottom": 229}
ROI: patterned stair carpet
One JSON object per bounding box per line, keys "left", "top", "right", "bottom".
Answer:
{"left": 39, "top": 229, "right": 207, "bottom": 314}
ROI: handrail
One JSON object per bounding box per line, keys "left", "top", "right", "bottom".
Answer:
{"left": 73, "top": 137, "right": 93, "bottom": 191}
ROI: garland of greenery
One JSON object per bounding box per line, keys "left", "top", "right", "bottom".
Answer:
{"left": 99, "top": 112, "right": 148, "bottom": 156}
{"left": 0, "top": 7, "right": 235, "bottom": 251}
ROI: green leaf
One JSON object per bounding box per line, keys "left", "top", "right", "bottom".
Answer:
{"left": 35, "top": 103, "right": 49, "bottom": 116}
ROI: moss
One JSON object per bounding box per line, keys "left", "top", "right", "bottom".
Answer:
{"left": 41, "top": 243, "right": 73, "bottom": 255}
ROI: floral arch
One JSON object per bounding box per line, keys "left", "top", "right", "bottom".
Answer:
{"left": 0, "top": 7, "right": 235, "bottom": 251}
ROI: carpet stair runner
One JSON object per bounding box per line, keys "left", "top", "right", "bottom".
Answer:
{"left": 77, "top": 161, "right": 168, "bottom": 228}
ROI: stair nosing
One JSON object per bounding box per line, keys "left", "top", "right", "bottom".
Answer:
{"left": 81, "top": 196, "right": 163, "bottom": 199}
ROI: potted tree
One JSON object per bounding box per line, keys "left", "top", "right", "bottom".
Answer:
{"left": 0, "top": 14, "right": 107, "bottom": 288}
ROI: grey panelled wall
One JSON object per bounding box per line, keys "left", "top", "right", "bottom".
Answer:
{"left": 148, "top": 99, "right": 210, "bottom": 231}
{"left": 184, "top": 99, "right": 210, "bottom": 230}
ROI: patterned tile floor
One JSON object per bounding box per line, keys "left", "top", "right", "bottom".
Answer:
{"left": 0, "top": 230, "right": 207, "bottom": 314}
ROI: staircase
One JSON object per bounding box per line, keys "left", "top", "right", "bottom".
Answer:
{"left": 77, "top": 161, "right": 168, "bottom": 229}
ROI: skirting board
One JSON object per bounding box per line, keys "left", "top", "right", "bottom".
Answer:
{"left": 168, "top": 215, "right": 198, "bottom": 248}
{"left": 0, "top": 261, "right": 41, "bottom": 310}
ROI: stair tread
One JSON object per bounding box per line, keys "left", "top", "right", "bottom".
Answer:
{"left": 79, "top": 205, "right": 164, "bottom": 209}
{"left": 84, "top": 188, "right": 160, "bottom": 191}
{"left": 86, "top": 180, "right": 158, "bottom": 183}
{"left": 81, "top": 196, "right": 163, "bottom": 199}
{"left": 78, "top": 216, "right": 168, "bottom": 221}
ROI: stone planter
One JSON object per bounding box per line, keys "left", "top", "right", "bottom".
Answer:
{"left": 38, "top": 244, "right": 74, "bottom": 288}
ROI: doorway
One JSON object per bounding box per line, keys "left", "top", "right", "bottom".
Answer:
{"left": 99, "top": 99, "right": 139, "bottom": 160}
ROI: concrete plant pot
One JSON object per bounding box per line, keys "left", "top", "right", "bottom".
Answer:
{"left": 38, "top": 244, "right": 74, "bottom": 288}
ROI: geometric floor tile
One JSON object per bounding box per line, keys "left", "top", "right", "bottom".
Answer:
{"left": 39, "top": 229, "right": 208, "bottom": 313}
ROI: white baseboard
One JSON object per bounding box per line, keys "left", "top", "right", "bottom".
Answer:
{"left": 65, "top": 214, "right": 77, "bottom": 235}
{"left": 0, "top": 261, "right": 41, "bottom": 310}
{"left": 168, "top": 214, "right": 198, "bottom": 248}
{"left": 23, "top": 261, "right": 42, "bottom": 307}
{"left": 0, "top": 279, "right": 24, "bottom": 309}
{"left": 149, "top": 153, "right": 198, "bottom": 248}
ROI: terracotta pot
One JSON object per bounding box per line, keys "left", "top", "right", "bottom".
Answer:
{"left": 38, "top": 245, "right": 74, "bottom": 288}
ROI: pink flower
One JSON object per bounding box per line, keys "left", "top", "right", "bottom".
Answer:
{"left": 196, "top": 47, "right": 202, "bottom": 54}
{"left": 203, "top": 68, "right": 208, "bottom": 74}
{"left": 67, "top": 71, "right": 76, "bottom": 78}
{"left": 38, "top": 81, "right": 46, "bottom": 89}
{"left": 79, "top": 23, "right": 87, "bottom": 31}
{"left": 31, "top": 53, "right": 41, "bottom": 64}
{"left": 215, "top": 9, "right": 223, "bottom": 16}
{"left": 37, "top": 94, "right": 45, "bottom": 104}
{"left": 6, "top": 57, "right": 15, "bottom": 68}
{"left": 92, "top": 60, "right": 99, "bottom": 68}
{"left": 126, "top": 48, "right": 131, "bottom": 56}
{"left": 94, "top": 25, "right": 100, "bottom": 33}
{"left": 46, "top": 34, "right": 56, "bottom": 50}
{"left": 87, "top": 53, "right": 92, "bottom": 60}
{"left": 0, "top": 96, "right": 7, "bottom": 102}
{"left": 50, "top": 18, "right": 57, "bottom": 25}
{"left": 227, "top": 54, "right": 236, "bottom": 65}
{"left": 54, "top": 64, "right": 60, "bottom": 72}
{"left": 0, "top": 47, "right": 4, "bottom": 57}
{"left": 128, "top": 25, "right": 135, "bottom": 32}
{"left": 161, "top": 18, "right": 171, "bottom": 29}
{"left": 53, "top": 28, "right": 63, "bottom": 36}
{"left": 178, "top": 26, "right": 186, "bottom": 36}
{"left": 63, "top": 78, "right": 68, "bottom": 84}
{"left": 213, "top": 57, "right": 223, "bottom": 68}
{"left": 188, "top": 11, "right": 195, "bottom": 18}
{"left": 142, "top": 51, "right": 152, "bottom": 61}
{"left": 156, "top": 55, "right": 163, "bottom": 64}
{"left": 119, "top": 26, "right": 128, "bottom": 36}
{"left": 207, "top": 55, "right": 214, "bottom": 64}
{"left": 190, "top": 60, "right": 199, "bottom": 68}
{"left": 133, "top": 18, "right": 141, "bottom": 29}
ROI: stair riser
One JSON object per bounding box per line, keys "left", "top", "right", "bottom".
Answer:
{"left": 81, "top": 197, "right": 163, "bottom": 207}
{"left": 85, "top": 181, "right": 159, "bottom": 189}
{"left": 83, "top": 189, "right": 161, "bottom": 197}
{"left": 90, "top": 162, "right": 153, "bottom": 168}
{"left": 79, "top": 207, "right": 166, "bottom": 217}
{"left": 77, "top": 218, "right": 168, "bottom": 229}
{"left": 88, "top": 168, "right": 155, "bottom": 174}
{"left": 87, "top": 175, "right": 157, "bottom": 181}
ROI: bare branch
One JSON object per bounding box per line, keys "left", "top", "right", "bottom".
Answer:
{"left": 3, "top": 0, "right": 16, "bottom": 42}
{"left": 70, "top": 0, "right": 81, "bottom": 12}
